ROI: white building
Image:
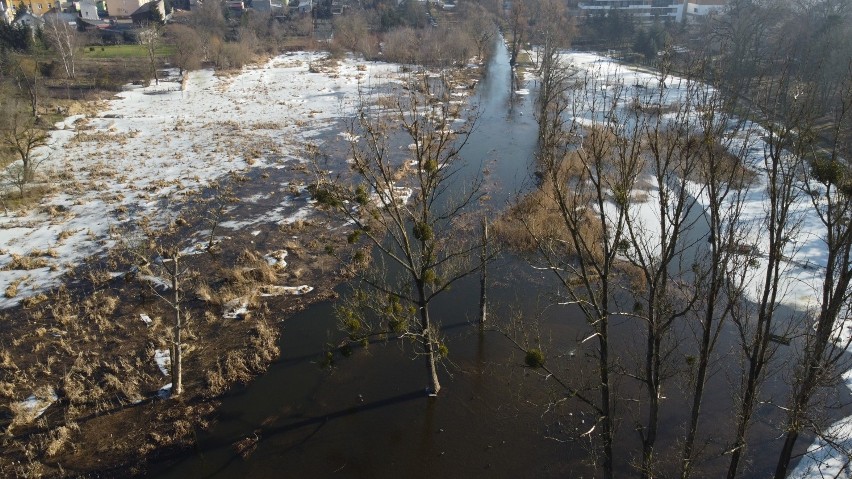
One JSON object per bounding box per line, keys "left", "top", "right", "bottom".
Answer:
{"left": 76, "top": 0, "right": 99, "bottom": 19}
{"left": 683, "top": 0, "right": 726, "bottom": 21}
{"left": 579, "top": 0, "right": 684, "bottom": 22}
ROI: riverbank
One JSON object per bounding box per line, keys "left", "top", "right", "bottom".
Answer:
{"left": 0, "top": 51, "right": 486, "bottom": 476}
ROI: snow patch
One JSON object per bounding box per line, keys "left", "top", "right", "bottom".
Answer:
{"left": 259, "top": 284, "right": 313, "bottom": 296}
{"left": 154, "top": 349, "right": 170, "bottom": 376}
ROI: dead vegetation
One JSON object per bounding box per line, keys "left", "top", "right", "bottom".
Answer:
{"left": 0, "top": 201, "right": 346, "bottom": 476}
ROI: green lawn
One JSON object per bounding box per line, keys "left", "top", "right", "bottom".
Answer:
{"left": 80, "top": 44, "right": 176, "bottom": 59}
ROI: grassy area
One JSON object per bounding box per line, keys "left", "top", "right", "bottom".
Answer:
{"left": 80, "top": 44, "right": 176, "bottom": 59}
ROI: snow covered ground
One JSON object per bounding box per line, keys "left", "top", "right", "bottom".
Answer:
{"left": 0, "top": 52, "right": 405, "bottom": 309}
{"left": 562, "top": 51, "right": 847, "bottom": 479}
{"left": 563, "top": 51, "right": 826, "bottom": 312}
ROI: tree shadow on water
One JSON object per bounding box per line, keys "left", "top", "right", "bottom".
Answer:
{"left": 169, "top": 389, "right": 426, "bottom": 478}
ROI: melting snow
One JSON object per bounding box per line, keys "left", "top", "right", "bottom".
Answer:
{"left": 0, "top": 52, "right": 404, "bottom": 309}
{"left": 17, "top": 388, "right": 57, "bottom": 420}
{"left": 564, "top": 51, "right": 852, "bottom": 478}
{"left": 259, "top": 284, "right": 313, "bottom": 296}
{"left": 264, "top": 250, "right": 288, "bottom": 270}
{"left": 154, "top": 348, "right": 170, "bottom": 376}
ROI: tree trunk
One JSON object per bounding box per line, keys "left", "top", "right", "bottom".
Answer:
{"left": 479, "top": 218, "right": 488, "bottom": 326}
{"left": 171, "top": 254, "right": 183, "bottom": 397}
{"left": 418, "top": 283, "right": 440, "bottom": 396}
{"left": 641, "top": 329, "right": 661, "bottom": 479}
{"left": 680, "top": 299, "right": 715, "bottom": 479}
{"left": 599, "top": 329, "right": 614, "bottom": 479}
{"left": 681, "top": 210, "right": 724, "bottom": 478}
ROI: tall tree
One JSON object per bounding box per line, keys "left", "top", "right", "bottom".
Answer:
{"left": 773, "top": 66, "right": 852, "bottom": 479}
{"left": 42, "top": 15, "right": 79, "bottom": 79}
{"left": 505, "top": 0, "right": 528, "bottom": 68}
{"left": 315, "top": 74, "right": 483, "bottom": 396}
{"left": 167, "top": 24, "right": 202, "bottom": 75}
{"left": 139, "top": 23, "right": 164, "bottom": 85}
{"left": 528, "top": 72, "right": 645, "bottom": 479}
{"left": 678, "top": 60, "right": 753, "bottom": 479}
{"left": 725, "top": 61, "right": 811, "bottom": 479}
{"left": 622, "top": 61, "right": 707, "bottom": 479}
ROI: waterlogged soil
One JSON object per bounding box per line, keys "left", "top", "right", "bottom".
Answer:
{"left": 0, "top": 53, "right": 486, "bottom": 476}
{"left": 0, "top": 155, "right": 351, "bottom": 476}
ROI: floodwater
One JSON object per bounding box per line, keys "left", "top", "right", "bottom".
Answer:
{"left": 149, "top": 39, "right": 849, "bottom": 478}
{"left": 149, "top": 38, "right": 592, "bottom": 478}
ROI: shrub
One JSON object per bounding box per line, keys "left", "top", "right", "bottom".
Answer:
{"left": 525, "top": 348, "right": 545, "bottom": 368}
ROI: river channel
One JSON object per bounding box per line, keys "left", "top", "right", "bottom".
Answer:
{"left": 148, "top": 39, "right": 847, "bottom": 478}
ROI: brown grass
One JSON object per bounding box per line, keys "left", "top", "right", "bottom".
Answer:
{"left": 3, "top": 254, "right": 50, "bottom": 271}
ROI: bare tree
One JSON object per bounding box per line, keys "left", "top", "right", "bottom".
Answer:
{"left": 525, "top": 72, "right": 645, "bottom": 478}
{"left": 678, "top": 62, "right": 754, "bottom": 479}
{"left": 505, "top": 0, "right": 528, "bottom": 68}
{"left": 43, "top": 15, "right": 79, "bottom": 79}
{"left": 333, "top": 10, "right": 375, "bottom": 57}
{"left": 461, "top": 4, "right": 497, "bottom": 61}
{"left": 773, "top": 66, "right": 852, "bottom": 479}
{"left": 381, "top": 27, "right": 418, "bottom": 65}
{"left": 9, "top": 57, "right": 42, "bottom": 118}
{"left": 617, "top": 64, "right": 708, "bottom": 479}
{"left": 314, "top": 75, "right": 483, "bottom": 396}
{"left": 167, "top": 24, "right": 203, "bottom": 75}
{"left": 139, "top": 23, "right": 164, "bottom": 85}
{"left": 156, "top": 247, "right": 187, "bottom": 397}
{"left": 129, "top": 226, "right": 195, "bottom": 398}
{"left": 0, "top": 111, "right": 49, "bottom": 198}
{"left": 725, "top": 62, "right": 811, "bottom": 479}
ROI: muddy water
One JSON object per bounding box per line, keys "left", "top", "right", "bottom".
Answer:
{"left": 149, "top": 40, "right": 847, "bottom": 478}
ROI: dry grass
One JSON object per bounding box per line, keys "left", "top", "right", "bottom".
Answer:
{"left": 3, "top": 254, "right": 50, "bottom": 271}
{"left": 42, "top": 424, "right": 77, "bottom": 457}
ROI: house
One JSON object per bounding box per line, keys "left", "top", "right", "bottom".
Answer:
{"left": 105, "top": 0, "right": 146, "bottom": 17}
{"left": 43, "top": 9, "right": 79, "bottom": 24}
{"left": 683, "top": 0, "right": 725, "bottom": 21}
{"left": 251, "top": 0, "right": 283, "bottom": 12}
{"left": 13, "top": 11, "right": 44, "bottom": 28}
{"left": 578, "top": 0, "right": 685, "bottom": 22}
{"left": 226, "top": 0, "right": 244, "bottom": 11}
{"left": 295, "top": 0, "right": 311, "bottom": 14}
{"left": 19, "top": 0, "right": 61, "bottom": 16}
{"left": 77, "top": 0, "right": 99, "bottom": 20}
{"left": 130, "top": 0, "right": 165, "bottom": 24}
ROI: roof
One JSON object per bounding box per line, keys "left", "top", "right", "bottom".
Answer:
{"left": 78, "top": 16, "right": 110, "bottom": 27}
{"left": 14, "top": 12, "right": 44, "bottom": 27}
{"left": 43, "top": 11, "right": 80, "bottom": 22}
{"left": 131, "top": 0, "right": 160, "bottom": 16}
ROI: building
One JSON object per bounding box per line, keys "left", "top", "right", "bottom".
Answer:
{"left": 13, "top": 11, "right": 43, "bottom": 27}
{"left": 251, "top": 0, "right": 283, "bottom": 12}
{"left": 683, "top": 0, "right": 726, "bottom": 21}
{"left": 579, "top": 0, "right": 684, "bottom": 21}
{"left": 17, "top": 0, "right": 57, "bottom": 16}
{"left": 105, "top": 0, "right": 146, "bottom": 17}
{"left": 129, "top": 0, "right": 165, "bottom": 23}
{"left": 76, "top": 0, "right": 100, "bottom": 20}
